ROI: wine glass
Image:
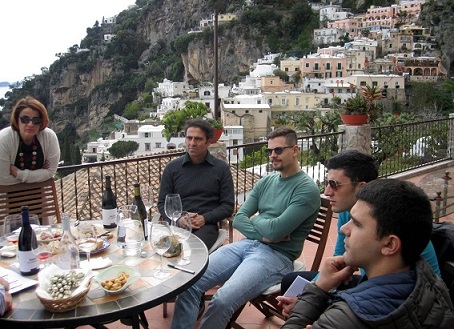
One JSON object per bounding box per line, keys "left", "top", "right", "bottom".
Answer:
{"left": 3, "top": 214, "right": 40, "bottom": 245}
{"left": 78, "top": 222, "right": 97, "bottom": 269}
{"left": 33, "top": 225, "right": 55, "bottom": 268}
{"left": 173, "top": 211, "right": 192, "bottom": 266}
{"left": 142, "top": 184, "right": 154, "bottom": 219}
{"left": 150, "top": 220, "right": 172, "bottom": 279}
{"left": 164, "top": 194, "right": 182, "bottom": 230}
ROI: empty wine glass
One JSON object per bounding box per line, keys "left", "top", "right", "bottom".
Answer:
{"left": 150, "top": 220, "right": 171, "bottom": 279}
{"left": 142, "top": 184, "right": 154, "bottom": 219}
{"left": 33, "top": 225, "right": 55, "bottom": 268}
{"left": 173, "top": 211, "right": 192, "bottom": 266}
{"left": 78, "top": 222, "right": 97, "bottom": 269}
{"left": 164, "top": 194, "right": 182, "bottom": 230}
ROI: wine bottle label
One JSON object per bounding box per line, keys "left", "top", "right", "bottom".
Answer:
{"left": 18, "top": 250, "right": 39, "bottom": 273}
{"left": 102, "top": 208, "right": 117, "bottom": 226}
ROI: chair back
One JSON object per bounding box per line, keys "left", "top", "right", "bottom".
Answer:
{"left": 226, "top": 196, "right": 334, "bottom": 328}
{"left": 306, "top": 196, "right": 333, "bottom": 271}
{"left": 0, "top": 179, "right": 61, "bottom": 224}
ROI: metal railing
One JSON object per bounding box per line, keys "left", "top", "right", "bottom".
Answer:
{"left": 54, "top": 118, "right": 452, "bottom": 221}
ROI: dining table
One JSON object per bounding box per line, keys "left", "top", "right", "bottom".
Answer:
{"left": 0, "top": 221, "right": 209, "bottom": 329}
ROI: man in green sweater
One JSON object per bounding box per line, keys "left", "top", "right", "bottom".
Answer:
{"left": 170, "top": 127, "right": 321, "bottom": 329}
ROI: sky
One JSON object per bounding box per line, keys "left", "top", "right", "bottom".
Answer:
{"left": 0, "top": 0, "right": 136, "bottom": 83}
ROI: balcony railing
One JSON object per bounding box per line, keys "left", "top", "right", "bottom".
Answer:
{"left": 55, "top": 117, "right": 452, "bottom": 222}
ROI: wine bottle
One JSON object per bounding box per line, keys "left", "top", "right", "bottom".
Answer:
{"left": 132, "top": 183, "right": 148, "bottom": 240}
{"left": 56, "top": 214, "right": 80, "bottom": 270}
{"left": 102, "top": 175, "right": 117, "bottom": 228}
{"left": 18, "top": 206, "right": 40, "bottom": 276}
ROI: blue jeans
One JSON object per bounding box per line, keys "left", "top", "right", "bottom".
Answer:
{"left": 170, "top": 239, "right": 293, "bottom": 329}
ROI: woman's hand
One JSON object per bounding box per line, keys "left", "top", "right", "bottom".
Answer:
{"left": 9, "top": 165, "right": 18, "bottom": 178}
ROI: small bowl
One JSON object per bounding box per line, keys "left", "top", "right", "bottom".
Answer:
{"left": 94, "top": 265, "right": 140, "bottom": 294}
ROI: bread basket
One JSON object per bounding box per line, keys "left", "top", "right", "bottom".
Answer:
{"left": 35, "top": 264, "right": 92, "bottom": 312}
{"left": 37, "top": 279, "right": 92, "bottom": 312}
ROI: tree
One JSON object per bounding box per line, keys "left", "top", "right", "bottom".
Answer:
{"left": 161, "top": 101, "right": 209, "bottom": 141}
{"left": 109, "top": 141, "right": 139, "bottom": 159}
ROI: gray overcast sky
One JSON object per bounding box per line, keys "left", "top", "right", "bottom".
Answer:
{"left": 0, "top": 0, "right": 136, "bottom": 83}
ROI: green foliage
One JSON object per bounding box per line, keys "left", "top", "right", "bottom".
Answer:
{"left": 407, "top": 81, "right": 454, "bottom": 117}
{"left": 123, "top": 100, "right": 142, "bottom": 119}
{"left": 161, "top": 101, "right": 210, "bottom": 141}
{"left": 109, "top": 140, "right": 139, "bottom": 159}
{"left": 173, "top": 34, "right": 198, "bottom": 54}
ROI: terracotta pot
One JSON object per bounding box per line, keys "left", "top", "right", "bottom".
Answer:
{"left": 212, "top": 128, "right": 223, "bottom": 142}
{"left": 340, "top": 114, "right": 368, "bottom": 125}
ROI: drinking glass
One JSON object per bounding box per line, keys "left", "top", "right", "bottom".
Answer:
{"left": 78, "top": 222, "right": 97, "bottom": 269}
{"left": 3, "top": 214, "right": 40, "bottom": 245}
{"left": 173, "top": 211, "right": 192, "bottom": 265}
{"left": 116, "top": 205, "right": 144, "bottom": 256}
{"left": 142, "top": 184, "right": 154, "bottom": 219}
{"left": 150, "top": 220, "right": 171, "bottom": 279}
{"left": 164, "top": 194, "right": 182, "bottom": 230}
{"left": 33, "top": 225, "right": 55, "bottom": 268}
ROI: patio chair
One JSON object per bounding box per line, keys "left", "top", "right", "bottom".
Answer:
{"left": 226, "top": 196, "right": 333, "bottom": 328}
{"left": 0, "top": 178, "right": 61, "bottom": 225}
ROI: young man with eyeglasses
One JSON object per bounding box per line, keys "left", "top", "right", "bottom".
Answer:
{"left": 277, "top": 150, "right": 440, "bottom": 318}
{"left": 170, "top": 127, "right": 321, "bottom": 329}
{"left": 0, "top": 96, "right": 60, "bottom": 185}
{"left": 282, "top": 179, "right": 454, "bottom": 328}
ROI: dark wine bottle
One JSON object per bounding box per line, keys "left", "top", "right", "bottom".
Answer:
{"left": 18, "top": 206, "right": 40, "bottom": 276}
{"left": 102, "top": 175, "right": 117, "bottom": 228}
{"left": 132, "top": 183, "right": 148, "bottom": 240}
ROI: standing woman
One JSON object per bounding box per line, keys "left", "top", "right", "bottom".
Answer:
{"left": 0, "top": 96, "right": 60, "bottom": 185}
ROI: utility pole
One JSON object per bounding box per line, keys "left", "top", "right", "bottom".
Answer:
{"left": 214, "top": 10, "right": 219, "bottom": 120}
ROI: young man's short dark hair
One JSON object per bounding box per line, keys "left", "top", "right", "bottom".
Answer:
{"left": 356, "top": 179, "right": 433, "bottom": 265}
{"left": 326, "top": 150, "right": 378, "bottom": 183}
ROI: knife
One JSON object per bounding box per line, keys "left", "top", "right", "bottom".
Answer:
{"left": 167, "top": 264, "right": 195, "bottom": 274}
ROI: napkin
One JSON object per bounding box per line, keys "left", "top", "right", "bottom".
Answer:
{"left": 35, "top": 264, "right": 93, "bottom": 299}
{"left": 82, "top": 257, "right": 113, "bottom": 270}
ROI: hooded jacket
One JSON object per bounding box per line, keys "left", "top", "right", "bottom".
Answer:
{"left": 283, "top": 260, "right": 454, "bottom": 329}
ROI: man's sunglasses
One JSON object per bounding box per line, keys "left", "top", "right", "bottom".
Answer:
{"left": 325, "top": 179, "right": 359, "bottom": 190}
{"left": 264, "top": 146, "right": 294, "bottom": 156}
{"left": 19, "top": 116, "right": 42, "bottom": 125}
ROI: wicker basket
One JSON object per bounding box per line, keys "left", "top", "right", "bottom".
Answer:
{"left": 37, "top": 279, "right": 92, "bottom": 313}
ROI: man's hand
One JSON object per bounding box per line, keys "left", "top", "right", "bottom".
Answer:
{"left": 43, "top": 160, "right": 50, "bottom": 169}
{"left": 276, "top": 295, "right": 297, "bottom": 318}
{"left": 0, "top": 277, "right": 13, "bottom": 315}
{"left": 315, "top": 256, "right": 355, "bottom": 292}
{"left": 262, "top": 235, "right": 291, "bottom": 244}
{"left": 189, "top": 212, "right": 205, "bottom": 229}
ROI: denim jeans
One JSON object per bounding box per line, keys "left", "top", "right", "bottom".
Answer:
{"left": 170, "top": 239, "right": 293, "bottom": 329}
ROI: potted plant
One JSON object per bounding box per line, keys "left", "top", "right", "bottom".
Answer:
{"left": 207, "top": 118, "right": 224, "bottom": 142}
{"left": 339, "top": 85, "right": 383, "bottom": 125}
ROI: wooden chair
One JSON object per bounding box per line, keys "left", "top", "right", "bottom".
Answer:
{"left": 0, "top": 178, "right": 61, "bottom": 225}
{"left": 226, "top": 196, "right": 333, "bottom": 328}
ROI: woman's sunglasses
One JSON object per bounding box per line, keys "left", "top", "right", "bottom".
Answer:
{"left": 19, "top": 116, "right": 42, "bottom": 125}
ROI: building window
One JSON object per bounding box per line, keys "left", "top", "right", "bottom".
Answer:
{"left": 155, "top": 142, "right": 161, "bottom": 148}
{"left": 360, "top": 81, "right": 367, "bottom": 86}
{"left": 284, "top": 67, "right": 288, "bottom": 72}
{"left": 337, "top": 63, "right": 342, "bottom": 70}
{"left": 314, "top": 63, "right": 319, "bottom": 70}
{"left": 372, "top": 81, "right": 378, "bottom": 87}
{"left": 305, "top": 63, "right": 309, "bottom": 68}
{"left": 326, "top": 63, "right": 331, "bottom": 69}
{"left": 296, "top": 97, "right": 300, "bottom": 106}
{"left": 145, "top": 143, "right": 151, "bottom": 151}
{"left": 281, "top": 98, "right": 286, "bottom": 106}
{"left": 245, "top": 110, "right": 249, "bottom": 114}
{"left": 259, "top": 110, "right": 263, "bottom": 113}
{"left": 144, "top": 132, "right": 149, "bottom": 138}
